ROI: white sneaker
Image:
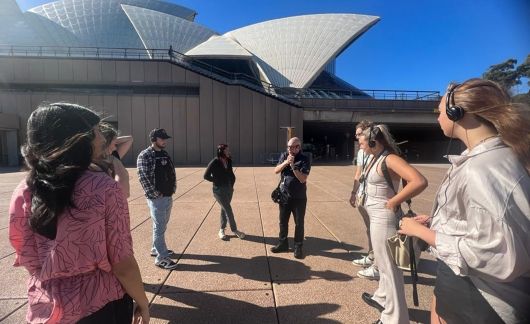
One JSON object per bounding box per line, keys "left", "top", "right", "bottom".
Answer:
{"left": 155, "top": 257, "right": 178, "bottom": 270}
{"left": 357, "top": 265, "right": 380, "bottom": 280}
{"left": 218, "top": 229, "right": 227, "bottom": 240}
{"left": 233, "top": 230, "right": 245, "bottom": 239}
{"left": 352, "top": 255, "right": 374, "bottom": 267}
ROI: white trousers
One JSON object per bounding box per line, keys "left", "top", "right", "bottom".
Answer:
{"left": 369, "top": 207, "right": 410, "bottom": 324}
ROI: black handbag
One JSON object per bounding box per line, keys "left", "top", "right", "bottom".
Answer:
{"left": 271, "top": 178, "right": 289, "bottom": 205}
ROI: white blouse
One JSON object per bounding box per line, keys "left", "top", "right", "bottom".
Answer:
{"left": 429, "top": 137, "right": 530, "bottom": 323}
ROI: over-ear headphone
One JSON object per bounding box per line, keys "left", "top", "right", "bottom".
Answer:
{"left": 446, "top": 84, "right": 465, "bottom": 121}
{"left": 368, "top": 126, "right": 379, "bottom": 148}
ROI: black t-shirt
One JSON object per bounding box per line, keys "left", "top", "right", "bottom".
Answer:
{"left": 278, "top": 151, "right": 311, "bottom": 199}
{"left": 155, "top": 150, "right": 176, "bottom": 196}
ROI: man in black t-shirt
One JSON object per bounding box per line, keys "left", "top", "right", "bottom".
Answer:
{"left": 137, "top": 129, "right": 177, "bottom": 270}
{"left": 270, "top": 137, "right": 311, "bottom": 259}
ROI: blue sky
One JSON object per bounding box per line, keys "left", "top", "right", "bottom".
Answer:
{"left": 17, "top": 0, "right": 530, "bottom": 94}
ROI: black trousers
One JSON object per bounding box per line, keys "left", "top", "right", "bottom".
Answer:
{"left": 434, "top": 261, "right": 503, "bottom": 324}
{"left": 77, "top": 294, "right": 133, "bottom": 324}
{"left": 278, "top": 197, "right": 307, "bottom": 245}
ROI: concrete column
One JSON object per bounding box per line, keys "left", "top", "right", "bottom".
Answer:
{"left": 7, "top": 130, "right": 18, "bottom": 166}
{"left": 280, "top": 126, "right": 295, "bottom": 142}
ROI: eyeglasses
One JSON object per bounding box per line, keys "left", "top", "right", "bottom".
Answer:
{"left": 287, "top": 144, "right": 300, "bottom": 149}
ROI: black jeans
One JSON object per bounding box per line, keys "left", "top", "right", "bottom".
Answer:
{"left": 77, "top": 294, "right": 133, "bottom": 324}
{"left": 278, "top": 197, "right": 307, "bottom": 245}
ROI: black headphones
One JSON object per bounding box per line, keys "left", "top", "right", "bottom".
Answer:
{"left": 446, "top": 84, "right": 465, "bottom": 121}
{"left": 368, "top": 126, "right": 380, "bottom": 148}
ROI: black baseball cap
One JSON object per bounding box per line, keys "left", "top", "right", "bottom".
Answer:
{"left": 149, "top": 128, "right": 171, "bottom": 141}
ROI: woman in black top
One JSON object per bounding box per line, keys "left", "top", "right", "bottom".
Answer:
{"left": 204, "top": 144, "right": 245, "bottom": 240}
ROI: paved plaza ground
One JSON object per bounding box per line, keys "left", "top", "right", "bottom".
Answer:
{"left": 0, "top": 164, "right": 448, "bottom": 323}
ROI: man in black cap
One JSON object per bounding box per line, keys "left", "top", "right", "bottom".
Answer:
{"left": 137, "top": 128, "right": 177, "bottom": 270}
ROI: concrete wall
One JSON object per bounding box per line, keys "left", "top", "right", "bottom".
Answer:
{"left": 304, "top": 109, "right": 438, "bottom": 124}
{"left": 0, "top": 56, "right": 302, "bottom": 166}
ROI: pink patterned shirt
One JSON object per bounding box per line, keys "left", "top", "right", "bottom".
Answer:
{"left": 9, "top": 171, "right": 133, "bottom": 323}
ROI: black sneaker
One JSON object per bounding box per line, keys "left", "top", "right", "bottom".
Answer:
{"left": 270, "top": 242, "right": 289, "bottom": 253}
{"left": 155, "top": 257, "right": 178, "bottom": 270}
{"left": 362, "top": 292, "right": 384, "bottom": 312}
{"left": 294, "top": 245, "right": 303, "bottom": 259}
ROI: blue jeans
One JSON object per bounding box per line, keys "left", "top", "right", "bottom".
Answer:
{"left": 147, "top": 196, "right": 173, "bottom": 262}
{"left": 213, "top": 186, "right": 238, "bottom": 231}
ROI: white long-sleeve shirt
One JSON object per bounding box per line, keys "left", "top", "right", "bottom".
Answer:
{"left": 429, "top": 137, "right": 530, "bottom": 323}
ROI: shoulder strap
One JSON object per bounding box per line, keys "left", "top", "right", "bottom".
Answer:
{"left": 381, "top": 154, "right": 412, "bottom": 205}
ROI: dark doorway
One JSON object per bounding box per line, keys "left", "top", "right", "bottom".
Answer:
{"left": 303, "top": 121, "right": 461, "bottom": 164}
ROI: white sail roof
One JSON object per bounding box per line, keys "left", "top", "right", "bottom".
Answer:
{"left": 29, "top": 0, "right": 197, "bottom": 48}
{"left": 122, "top": 4, "right": 217, "bottom": 54}
{"left": 5, "top": 1, "right": 381, "bottom": 91}
{"left": 226, "top": 14, "right": 380, "bottom": 88}
{"left": 185, "top": 35, "right": 252, "bottom": 58}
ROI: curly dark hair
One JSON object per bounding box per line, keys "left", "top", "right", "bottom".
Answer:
{"left": 22, "top": 103, "right": 100, "bottom": 239}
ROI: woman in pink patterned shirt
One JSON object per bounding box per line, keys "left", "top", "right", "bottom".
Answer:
{"left": 9, "top": 103, "right": 149, "bottom": 323}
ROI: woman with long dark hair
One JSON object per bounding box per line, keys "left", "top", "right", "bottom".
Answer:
{"left": 204, "top": 144, "right": 245, "bottom": 240}
{"left": 399, "top": 78, "right": 530, "bottom": 324}
{"left": 9, "top": 103, "right": 149, "bottom": 323}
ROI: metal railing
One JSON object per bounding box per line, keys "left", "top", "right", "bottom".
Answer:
{"left": 296, "top": 88, "right": 440, "bottom": 101}
{"left": 0, "top": 44, "right": 294, "bottom": 102}
{"left": 0, "top": 45, "right": 440, "bottom": 102}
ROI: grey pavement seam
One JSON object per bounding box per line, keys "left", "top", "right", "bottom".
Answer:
{"left": 0, "top": 301, "right": 27, "bottom": 322}
{"left": 306, "top": 207, "right": 352, "bottom": 254}
{"left": 147, "top": 189, "right": 218, "bottom": 305}
{"left": 252, "top": 167, "right": 281, "bottom": 324}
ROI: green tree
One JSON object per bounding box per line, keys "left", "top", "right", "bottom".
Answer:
{"left": 482, "top": 58, "right": 521, "bottom": 92}
{"left": 516, "top": 54, "right": 530, "bottom": 88}
{"left": 483, "top": 55, "right": 530, "bottom": 105}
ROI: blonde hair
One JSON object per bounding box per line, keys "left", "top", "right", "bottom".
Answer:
{"left": 355, "top": 120, "right": 373, "bottom": 131}
{"left": 452, "top": 78, "right": 530, "bottom": 172}
{"left": 362, "top": 124, "right": 401, "bottom": 155}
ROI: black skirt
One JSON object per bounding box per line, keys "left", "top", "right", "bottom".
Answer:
{"left": 77, "top": 294, "right": 133, "bottom": 324}
{"left": 434, "top": 261, "right": 504, "bottom": 324}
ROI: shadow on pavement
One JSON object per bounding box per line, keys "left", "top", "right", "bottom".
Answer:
{"left": 148, "top": 286, "right": 341, "bottom": 323}
{"left": 177, "top": 254, "right": 353, "bottom": 282}
{"left": 243, "top": 234, "right": 363, "bottom": 262}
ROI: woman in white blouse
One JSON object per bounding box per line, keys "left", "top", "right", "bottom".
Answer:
{"left": 399, "top": 78, "right": 530, "bottom": 324}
